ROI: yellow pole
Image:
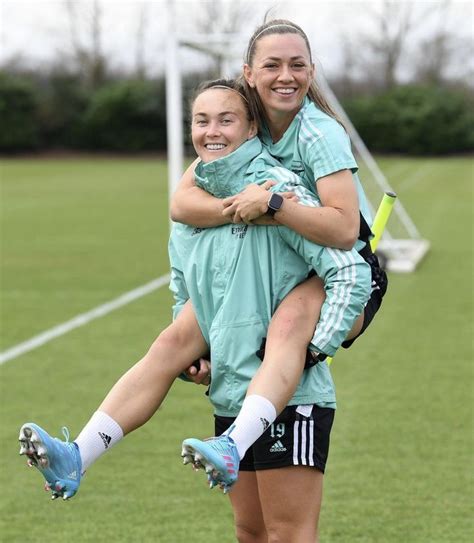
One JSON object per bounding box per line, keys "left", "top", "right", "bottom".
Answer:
{"left": 326, "top": 191, "right": 397, "bottom": 365}
{"left": 370, "top": 191, "right": 397, "bottom": 251}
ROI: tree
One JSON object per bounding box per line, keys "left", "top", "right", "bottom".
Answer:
{"left": 412, "top": 1, "right": 473, "bottom": 87}
{"left": 362, "top": 0, "right": 417, "bottom": 89}
{"left": 63, "top": 0, "right": 107, "bottom": 89}
{"left": 0, "top": 73, "right": 39, "bottom": 150}
{"left": 335, "top": 0, "right": 470, "bottom": 92}
{"left": 180, "top": 0, "right": 258, "bottom": 77}
{"left": 134, "top": 3, "right": 149, "bottom": 80}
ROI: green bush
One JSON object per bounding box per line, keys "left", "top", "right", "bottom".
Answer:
{"left": 0, "top": 73, "right": 40, "bottom": 151}
{"left": 37, "top": 72, "right": 90, "bottom": 148}
{"left": 344, "top": 85, "right": 474, "bottom": 154}
{"left": 80, "top": 79, "right": 167, "bottom": 151}
{"left": 3, "top": 70, "right": 471, "bottom": 156}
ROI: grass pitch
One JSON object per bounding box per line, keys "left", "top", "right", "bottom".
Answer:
{"left": 1, "top": 156, "right": 472, "bottom": 542}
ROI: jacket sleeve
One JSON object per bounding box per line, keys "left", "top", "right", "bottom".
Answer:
{"left": 277, "top": 224, "right": 372, "bottom": 358}
{"left": 266, "top": 168, "right": 321, "bottom": 208}
{"left": 168, "top": 230, "right": 189, "bottom": 320}
{"left": 169, "top": 229, "right": 198, "bottom": 383}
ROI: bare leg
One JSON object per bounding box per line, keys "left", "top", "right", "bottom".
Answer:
{"left": 99, "top": 301, "right": 208, "bottom": 434}
{"left": 19, "top": 301, "right": 208, "bottom": 498}
{"left": 346, "top": 312, "right": 364, "bottom": 340}
{"left": 228, "top": 472, "right": 268, "bottom": 543}
{"left": 248, "top": 276, "right": 364, "bottom": 413}
{"left": 247, "top": 276, "right": 325, "bottom": 413}
{"left": 218, "top": 276, "right": 361, "bottom": 465}
{"left": 257, "top": 466, "right": 323, "bottom": 543}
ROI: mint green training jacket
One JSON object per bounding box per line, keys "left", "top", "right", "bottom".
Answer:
{"left": 169, "top": 137, "right": 371, "bottom": 417}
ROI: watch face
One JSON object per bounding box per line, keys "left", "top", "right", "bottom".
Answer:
{"left": 267, "top": 193, "right": 284, "bottom": 217}
{"left": 269, "top": 193, "right": 284, "bottom": 211}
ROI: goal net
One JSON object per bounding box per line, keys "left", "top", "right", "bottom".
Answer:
{"left": 317, "top": 77, "right": 430, "bottom": 272}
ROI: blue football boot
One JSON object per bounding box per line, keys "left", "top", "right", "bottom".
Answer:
{"left": 181, "top": 434, "right": 239, "bottom": 493}
{"left": 19, "top": 423, "right": 82, "bottom": 500}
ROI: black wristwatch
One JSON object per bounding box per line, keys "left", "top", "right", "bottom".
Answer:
{"left": 267, "top": 193, "right": 284, "bottom": 217}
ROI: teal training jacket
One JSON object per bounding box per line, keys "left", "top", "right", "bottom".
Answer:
{"left": 169, "top": 137, "right": 371, "bottom": 417}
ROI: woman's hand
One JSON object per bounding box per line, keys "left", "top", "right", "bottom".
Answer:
{"left": 222, "top": 181, "right": 275, "bottom": 224}
{"left": 222, "top": 181, "right": 298, "bottom": 224}
{"left": 264, "top": 170, "right": 360, "bottom": 249}
{"left": 185, "top": 358, "right": 211, "bottom": 386}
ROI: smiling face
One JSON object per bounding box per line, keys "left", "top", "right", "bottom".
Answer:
{"left": 244, "top": 33, "right": 314, "bottom": 125}
{"left": 191, "top": 88, "right": 257, "bottom": 163}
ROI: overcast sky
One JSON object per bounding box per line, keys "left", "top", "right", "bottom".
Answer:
{"left": 1, "top": 0, "right": 472, "bottom": 80}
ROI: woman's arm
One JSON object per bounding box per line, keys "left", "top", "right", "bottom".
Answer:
{"left": 170, "top": 159, "right": 232, "bottom": 227}
{"left": 276, "top": 170, "right": 360, "bottom": 249}
{"left": 223, "top": 169, "right": 360, "bottom": 250}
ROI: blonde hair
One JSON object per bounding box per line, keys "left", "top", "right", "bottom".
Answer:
{"left": 240, "top": 19, "right": 341, "bottom": 131}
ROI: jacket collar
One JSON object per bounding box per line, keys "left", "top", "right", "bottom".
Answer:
{"left": 194, "top": 137, "right": 263, "bottom": 198}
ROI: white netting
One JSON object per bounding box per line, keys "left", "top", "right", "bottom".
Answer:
{"left": 318, "top": 76, "right": 430, "bottom": 272}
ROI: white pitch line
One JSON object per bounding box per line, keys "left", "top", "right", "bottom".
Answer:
{"left": 0, "top": 274, "right": 170, "bottom": 366}
{"left": 397, "top": 163, "right": 433, "bottom": 192}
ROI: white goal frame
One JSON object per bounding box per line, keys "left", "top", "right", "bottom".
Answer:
{"left": 165, "top": 0, "right": 429, "bottom": 272}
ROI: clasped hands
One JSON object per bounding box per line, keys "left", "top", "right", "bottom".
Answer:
{"left": 222, "top": 180, "right": 298, "bottom": 224}
{"left": 185, "top": 358, "right": 211, "bottom": 386}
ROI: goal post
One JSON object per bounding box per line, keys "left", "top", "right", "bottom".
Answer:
{"left": 165, "top": 0, "right": 184, "bottom": 209}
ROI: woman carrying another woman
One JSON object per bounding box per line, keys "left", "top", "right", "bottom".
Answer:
{"left": 19, "top": 78, "right": 371, "bottom": 543}
{"left": 173, "top": 78, "right": 370, "bottom": 542}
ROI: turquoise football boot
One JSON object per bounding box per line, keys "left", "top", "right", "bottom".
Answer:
{"left": 181, "top": 434, "right": 239, "bottom": 493}
{"left": 19, "top": 423, "right": 82, "bottom": 500}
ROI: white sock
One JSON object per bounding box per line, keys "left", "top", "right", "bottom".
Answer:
{"left": 224, "top": 395, "right": 277, "bottom": 459}
{"left": 74, "top": 411, "right": 124, "bottom": 471}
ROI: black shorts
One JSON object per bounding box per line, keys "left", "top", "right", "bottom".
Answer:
{"left": 342, "top": 250, "right": 388, "bottom": 349}
{"left": 215, "top": 404, "right": 335, "bottom": 473}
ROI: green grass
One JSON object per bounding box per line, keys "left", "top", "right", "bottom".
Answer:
{"left": 1, "top": 156, "right": 472, "bottom": 542}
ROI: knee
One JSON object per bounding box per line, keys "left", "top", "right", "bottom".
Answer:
{"left": 235, "top": 522, "right": 267, "bottom": 543}
{"left": 266, "top": 527, "right": 286, "bottom": 543}
{"left": 235, "top": 520, "right": 267, "bottom": 543}
{"left": 146, "top": 324, "right": 187, "bottom": 361}
{"left": 266, "top": 518, "right": 318, "bottom": 543}
{"left": 157, "top": 324, "right": 184, "bottom": 349}
{"left": 268, "top": 303, "right": 316, "bottom": 344}
{"left": 155, "top": 321, "right": 194, "bottom": 349}
{"left": 269, "top": 279, "right": 325, "bottom": 342}
{"left": 266, "top": 523, "right": 302, "bottom": 543}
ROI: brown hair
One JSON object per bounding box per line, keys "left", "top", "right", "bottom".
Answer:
{"left": 240, "top": 19, "right": 340, "bottom": 131}
{"left": 191, "top": 78, "right": 253, "bottom": 122}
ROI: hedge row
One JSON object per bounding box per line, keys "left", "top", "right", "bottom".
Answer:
{"left": 1, "top": 72, "right": 472, "bottom": 154}
{"left": 0, "top": 73, "right": 170, "bottom": 152}
{"left": 344, "top": 85, "right": 474, "bottom": 154}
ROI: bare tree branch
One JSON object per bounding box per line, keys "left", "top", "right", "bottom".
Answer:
{"left": 62, "top": 0, "right": 106, "bottom": 88}
{"left": 342, "top": 0, "right": 443, "bottom": 89}
{"left": 135, "top": 2, "right": 149, "bottom": 79}
{"left": 190, "top": 0, "right": 255, "bottom": 75}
